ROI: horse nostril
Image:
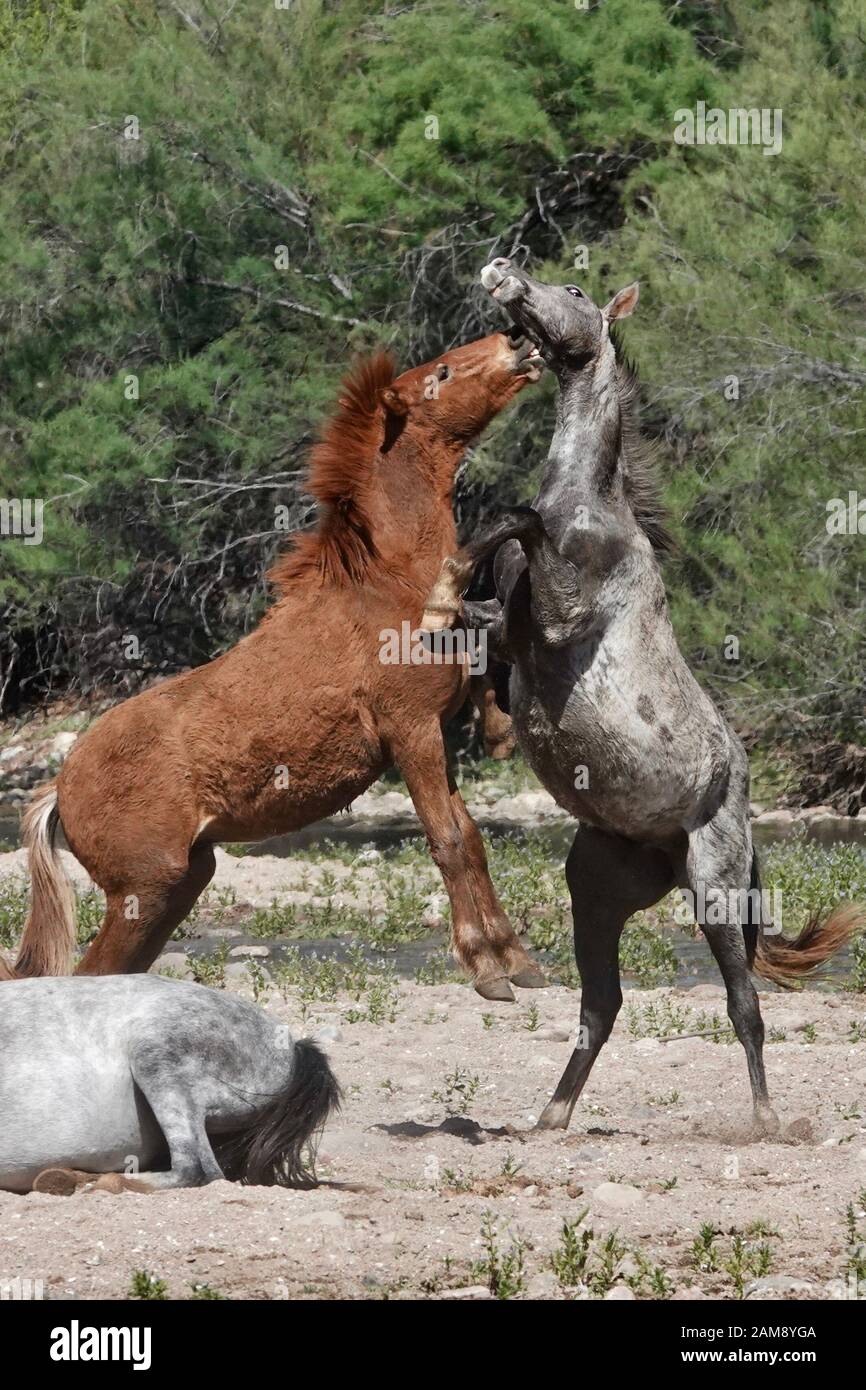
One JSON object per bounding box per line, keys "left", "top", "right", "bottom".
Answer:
{"left": 507, "top": 331, "right": 525, "bottom": 349}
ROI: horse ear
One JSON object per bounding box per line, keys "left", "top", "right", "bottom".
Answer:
{"left": 380, "top": 384, "right": 409, "bottom": 417}
{"left": 602, "top": 282, "right": 640, "bottom": 322}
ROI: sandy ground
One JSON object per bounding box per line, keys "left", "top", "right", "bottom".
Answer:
{"left": 2, "top": 971, "right": 866, "bottom": 1302}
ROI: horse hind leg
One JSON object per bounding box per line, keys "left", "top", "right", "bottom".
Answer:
{"left": 76, "top": 842, "right": 216, "bottom": 975}
{"left": 129, "top": 1047, "right": 225, "bottom": 1189}
{"left": 537, "top": 826, "right": 673, "bottom": 1130}
{"left": 682, "top": 815, "right": 779, "bottom": 1136}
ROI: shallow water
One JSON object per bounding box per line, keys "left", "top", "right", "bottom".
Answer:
{"left": 3, "top": 805, "right": 863, "bottom": 993}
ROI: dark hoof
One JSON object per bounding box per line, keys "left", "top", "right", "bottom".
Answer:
{"left": 534, "top": 1102, "right": 571, "bottom": 1132}
{"left": 510, "top": 966, "right": 548, "bottom": 989}
{"left": 475, "top": 975, "right": 516, "bottom": 1003}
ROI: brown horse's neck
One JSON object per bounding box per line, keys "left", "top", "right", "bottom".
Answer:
{"left": 369, "top": 425, "right": 463, "bottom": 592}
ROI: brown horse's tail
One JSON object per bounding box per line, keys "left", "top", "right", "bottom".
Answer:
{"left": 0, "top": 783, "right": 77, "bottom": 980}
{"left": 749, "top": 850, "right": 863, "bottom": 989}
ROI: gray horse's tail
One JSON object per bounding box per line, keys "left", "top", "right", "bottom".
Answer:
{"left": 0, "top": 783, "right": 76, "bottom": 981}
{"left": 215, "top": 1039, "right": 341, "bottom": 1188}
{"left": 748, "top": 849, "right": 864, "bottom": 989}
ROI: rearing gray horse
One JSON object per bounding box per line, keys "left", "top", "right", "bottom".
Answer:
{"left": 423, "top": 258, "right": 861, "bottom": 1135}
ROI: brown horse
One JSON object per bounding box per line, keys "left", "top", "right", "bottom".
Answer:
{"left": 2, "top": 333, "right": 546, "bottom": 1000}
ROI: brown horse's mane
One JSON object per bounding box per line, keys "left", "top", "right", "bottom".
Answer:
{"left": 268, "top": 351, "right": 396, "bottom": 591}
{"left": 611, "top": 331, "right": 672, "bottom": 554}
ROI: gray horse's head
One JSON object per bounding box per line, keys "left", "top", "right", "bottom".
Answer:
{"left": 480, "top": 259, "right": 639, "bottom": 370}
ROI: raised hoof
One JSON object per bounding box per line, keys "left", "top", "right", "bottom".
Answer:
{"left": 32, "top": 1167, "right": 82, "bottom": 1197}
{"left": 510, "top": 966, "right": 548, "bottom": 989}
{"left": 420, "top": 606, "right": 459, "bottom": 633}
{"left": 475, "top": 974, "right": 516, "bottom": 1003}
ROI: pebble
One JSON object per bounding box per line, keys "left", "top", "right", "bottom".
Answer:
{"left": 532, "top": 1026, "right": 570, "bottom": 1043}
{"left": 671, "top": 1286, "right": 708, "bottom": 1301}
{"left": 228, "top": 944, "right": 271, "bottom": 958}
{"left": 592, "top": 1181, "right": 643, "bottom": 1212}
{"left": 604, "top": 1285, "right": 636, "bottom": 1300}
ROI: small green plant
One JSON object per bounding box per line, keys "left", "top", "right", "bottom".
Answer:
{"left": 189, "top": 941, "right": 229, "bottom": 989}
{"left": 481, "top": 1012, "right": 495, "bottom": 1030}
{"left": 802, "top": 1022, "right": 818, "bottom": 1043}
{"left": 551, "top": 1213, "right": 592, "bottom": 1287}
{"left": 432, "top": 1066, "right": 481, "bottom": 1116}
{"left": 246, "top": 957, "right": 270, "bottom": 1002}
{"left": 844, "top": 1190, "right": 866, "bottom": 1286}
{"left": 129, "top": 1270, "right": 168, "bottom": 1300}
{"left": 441, "top": 1166, "right": 475, "bottom": 1193}
{"left": 190, "top": 1283, "right": 226, "bottom": 1299}
{"left": 851, "top": 937, "right": 866, "bottom": 994}
{"left": 414, "top": 953, "right": 451, "bottom": 986}
{"left": 647, "top": 1089, "right": 680, "bottom": 1108}
{"left": 471, "top": 1211, "right": 526, "bottom": 1300}
{"left": 523, "top": 1002, "right": 541, "bottom": 1032}
{"left": 691, "top": 1223, "right": 719, "bottom": 1274}
{"left": 500, "top": 1153, "right": 522, "bottom": 1179}
{"left": 835, "top": 1099, "right": 862, "bottom": 1121}
{"left": 625, "top": 1252, "right": 674, "bottom": 1299}
{"left": 0, "top": 876, "right": 28, "bottom": 950}
{"left": 550, "top": 1213, "right": 628, "bottom": 1297}
{"left": 725, "top": 1233, "right": 773, "bottom": 1298}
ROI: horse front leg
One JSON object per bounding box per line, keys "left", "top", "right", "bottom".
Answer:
{"left": 421, "top": 508, "right": 544, "bottom": 631}
{"left": 393, "top": 722, "right": 516, "bottom": 1002}
{"left": 423, "top": 507, "right": 603, "bottom": 648}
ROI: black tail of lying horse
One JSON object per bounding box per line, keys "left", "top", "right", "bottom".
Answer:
{"left": 216, "top": 1039, "right": 341, "bottom": 1188}
{"left": 747, "top": 850, "right": 864, "bottom": 989}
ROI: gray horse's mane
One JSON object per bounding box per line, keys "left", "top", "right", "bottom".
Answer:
{"left": 611, "top": 331, "right": 672, "bottom": 554}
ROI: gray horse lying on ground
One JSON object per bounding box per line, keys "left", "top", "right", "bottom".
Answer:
{"left": 423, "top": 258, "right": 862, "bottom": 1136}
{"left": 0, "top": 976, "right": 340, "bottom": 1193}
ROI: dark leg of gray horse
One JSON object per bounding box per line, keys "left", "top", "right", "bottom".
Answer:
{"left": 683, "top": 811, "right": 779, "bottom": 1135}
{"left": 536, "top": 826, "right": 674, "bottom": 1130}
{"left": 130, "top": 1047, "right": 226, "bottom": 1188}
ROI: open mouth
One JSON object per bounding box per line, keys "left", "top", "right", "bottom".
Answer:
{"left": 508, "top": 331, "right": 544, "bottom": 379}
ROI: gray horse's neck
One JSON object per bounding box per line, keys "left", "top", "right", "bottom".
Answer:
{"left": 536, "top": 340, "right": 624, "bottom": 522}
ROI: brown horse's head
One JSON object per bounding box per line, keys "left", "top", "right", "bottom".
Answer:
{"left": 380, "top": 332, "right": 543, "bottom": 445}
{"left": 269, "top": 333, "right": 541, "bottom": 591}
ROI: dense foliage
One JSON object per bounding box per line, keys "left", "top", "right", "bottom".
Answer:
{"left": 0, "top": 0, "right": 863, "bottom": 766}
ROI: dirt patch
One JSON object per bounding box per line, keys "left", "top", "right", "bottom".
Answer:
{"left": 3, "top": 978, "right": 865, "bottom": 1301}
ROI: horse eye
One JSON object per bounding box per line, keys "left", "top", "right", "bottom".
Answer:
{"left": 565, "top": 285, "right": 585, "bottom": 299}
{"left": 437, "top": 363, "right": 451, "bottom": 381}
